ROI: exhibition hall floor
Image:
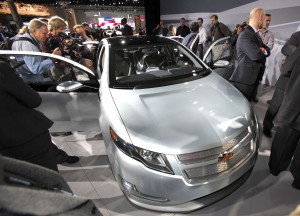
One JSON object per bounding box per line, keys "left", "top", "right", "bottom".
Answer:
{"left": 53, "top": 84, "right": 300, "bottom": 216}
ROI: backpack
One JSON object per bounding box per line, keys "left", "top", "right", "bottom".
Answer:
{"left": 0, "top": 36, "right": 35, "bottom": 50}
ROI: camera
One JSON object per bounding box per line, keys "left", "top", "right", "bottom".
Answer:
{"left": 54, "top": 32, "right": 85, "bottom": 60}
{"left": 48, "top": 32, "right": 84, "bottom": 61}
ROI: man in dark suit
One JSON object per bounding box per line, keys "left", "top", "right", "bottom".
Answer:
{"left": 229, "top": 8, "right": 270, "bottom": 101}
{"left": 269, "top": 32, "right": 300, "bottom": 190}
{"left": 121, "top": 18, "right": 133, "bottom": 36}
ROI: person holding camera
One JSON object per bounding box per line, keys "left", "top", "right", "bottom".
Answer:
{"left": 47, "top": 19, "right": 85, "bottom": 63}
{"left": 12, "top": 19, "right": 62, "bottom": 82}
{"left": 82, "top": 22, "right": 94, "bottom": 40}
{"left": 46, "top": 16, "right": 68, "bottom": 53}
{"left": 73, "top": 24, "right": 92, "bottom": 42}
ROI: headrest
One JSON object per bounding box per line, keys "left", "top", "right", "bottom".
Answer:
{"left": 115, "top": 50, "right": 125, "bottom": 62}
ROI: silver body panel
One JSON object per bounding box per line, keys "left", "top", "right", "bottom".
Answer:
{"left": 110, "top": 72, "right": 250, "bottom": 154}
{"left": 38, "top": 92, "right": 100, "bottom": 132}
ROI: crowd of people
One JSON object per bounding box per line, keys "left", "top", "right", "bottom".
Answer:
{"left": 152, "top": 12, "right": 274, "bottom": 103}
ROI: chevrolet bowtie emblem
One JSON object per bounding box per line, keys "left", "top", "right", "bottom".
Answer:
{"left": 218, "top": 152, "right": 233, "bottom": 162}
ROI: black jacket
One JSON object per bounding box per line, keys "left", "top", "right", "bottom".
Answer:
{"left": 229, "top": 25, "right": 270, "bottom": 100}
{"left": 122, "top": 24, "right": 133, "bottom": 36}
{"left": 176, "top": 25, "right": 190, "bottom": 37}
{"left": 276, "top": 32, "right": 300, "bottom": 129}
{"left": 0, "top": 61, "right": 53, "bottom": 148}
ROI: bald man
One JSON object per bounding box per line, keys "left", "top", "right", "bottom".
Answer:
{"left": 229, "top": 8, "right": 270, "bottom": 101}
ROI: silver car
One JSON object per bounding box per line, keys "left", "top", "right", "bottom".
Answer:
{"left": 95, "top": 36, "right": 259, "bottom": 212}
{"left": 0, "top": 36, "right": 259, "bottom": 212}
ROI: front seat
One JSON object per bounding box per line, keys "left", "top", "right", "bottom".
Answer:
{"left": 143, "top": 52, "right": 167, "bottom": 70}
{"left": 114, "top": 49, "right": 132, "bottom": 77}
{"left": 134, "top": 48, "right": 166, "bottom": 72}
{"left": 133, "top": 49, "right": 146, "bottom": 72}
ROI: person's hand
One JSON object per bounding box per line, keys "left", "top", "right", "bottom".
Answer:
{"left": 51, "top": 48, "right": 62, "bottom": 64}
{"left": 52, "top": 47, "right": 62, "bottom": 56}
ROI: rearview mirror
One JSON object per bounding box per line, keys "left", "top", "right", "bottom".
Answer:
{"left": 56, "top": 81, "right": 83, "bottom": 92}
{"left": 213, "top": 60, "right": 230, "bottom": 68}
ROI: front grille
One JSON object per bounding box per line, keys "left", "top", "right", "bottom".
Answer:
{"left": 184, "top": 142, "right": 252, "bottom": 180}
{"left": 177, "top": 129, "right": 249, "bottom": 164}
{"left": 176, "top": 128, "right": 255, "bottom": 182}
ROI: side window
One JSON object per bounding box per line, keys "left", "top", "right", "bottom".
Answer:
{"left": 204, "top": 36, "right": 232, "bottom": 65}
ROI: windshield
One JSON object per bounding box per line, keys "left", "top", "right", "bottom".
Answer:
{"left": 109, "top": 43, "right": 209, "bottom": 89}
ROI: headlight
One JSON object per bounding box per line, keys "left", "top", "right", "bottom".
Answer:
{"left": 110, "top": 128, "right": 174, "bottom": 174}
{"left": 249, "top": 108, "right": 259, "bottom": 140}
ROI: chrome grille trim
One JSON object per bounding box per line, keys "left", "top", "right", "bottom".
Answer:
{"left": 184, "top": 140, "right": 253, "bottom": 180}
{"left": 177, "top": 129, "right": 249, "bottom": 164}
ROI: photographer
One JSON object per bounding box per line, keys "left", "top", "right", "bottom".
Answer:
{"left": 82, "top": 22, "right": 94, "bottom": 40}
{"left": 46, "top": 16, "right": 68, "bottom": 53}
{"left": 12, "top": 19, "right": 62, "bottom": 82}
{"left": 73, "top": 24, "right": 92, "bottom": 42}
{"left": 47, "top": 19, "right": 85, "bottom": 62}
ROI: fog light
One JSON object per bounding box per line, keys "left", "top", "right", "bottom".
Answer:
{"left": 119, "top": 176, "right": 169, "bottom": 202}
{"left": 121, "top": 178, "right": 138, "bottom": 193}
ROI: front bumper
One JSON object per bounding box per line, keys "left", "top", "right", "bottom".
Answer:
{"left": 110, "top": 131, "right": 259, "bottom": 213}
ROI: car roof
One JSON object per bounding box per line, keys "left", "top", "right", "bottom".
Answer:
{"left": 104, "top": 35, "right": 178, "bottom": 48}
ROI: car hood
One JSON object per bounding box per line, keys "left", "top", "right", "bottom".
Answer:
{"left": 109, "top": 73, "right": 251, "bottom": 154}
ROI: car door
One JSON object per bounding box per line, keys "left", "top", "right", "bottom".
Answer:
{"left": 203, "top": 36, "right": 235, "bottom": 80}
{"left": 0, "top": 50, "right": 100, "bottom": 132}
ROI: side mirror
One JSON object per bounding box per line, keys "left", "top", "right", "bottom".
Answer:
{"left": 213, "top": 60, "right": 230, "bottom": 68}
{"left": 56, "top": 81, "right": 83, "bottom": 92}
